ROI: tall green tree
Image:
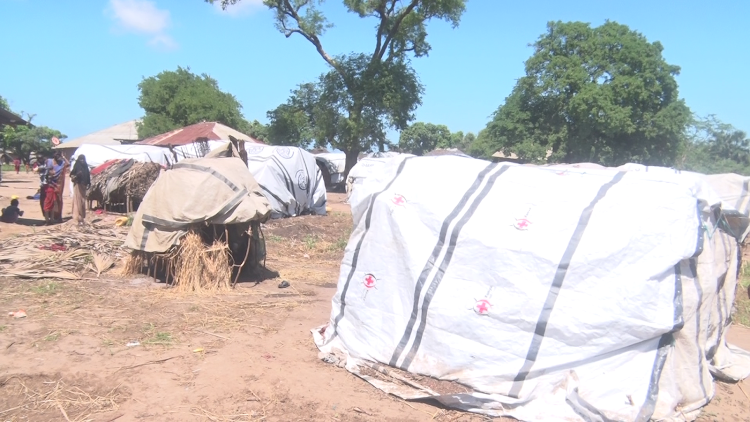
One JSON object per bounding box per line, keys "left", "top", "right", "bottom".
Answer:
{"left": 137, "top": 66, "right": 250, "bottom": 139}
{"left": 246, "top": 120, "right": 269, "bottom": 143}
{"left": 680, "top": 115, "right": 750, "bottom": 175}
{"left": 484, "top": 21, "right": 692, "bottom": 166}
{"left": 399, "top": 122, "right": 451, "bottom": 155}
{"left": 209, "top": 0, "right": 466, "bottom": 176}
{"left": 1, "top": 124, "right": 65, "bottom": 162}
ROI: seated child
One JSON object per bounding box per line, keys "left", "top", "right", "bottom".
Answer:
{"left": 0, "top": 199, "right": 24, "bottom": 223}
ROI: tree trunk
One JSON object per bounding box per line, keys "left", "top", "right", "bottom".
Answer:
{"left": 342, "top": 147, "right": 360, "bottom": 181}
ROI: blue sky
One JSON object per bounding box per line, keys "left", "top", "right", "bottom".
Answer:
{"left": 0, "top": 0, "right": 748, "bottom": 142}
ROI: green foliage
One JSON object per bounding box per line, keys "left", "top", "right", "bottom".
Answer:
{"left": 1, "top": 124, "right": 65, "bottom": 162}
{"left": 0, "top": 95, "right": 9, "bottom": 111}
{"left": 246, "top": 120, "right": 269, "bottom": 143}
{"left": 399, "top": 122, "right": 450, "bottom": 155}
{"left": 136, "top": 66, "right": 249, "bottom": 139}
{"left": 679, "top": 115, "right": 750, "bottom": 175}
{"left": 269, "top": 54, "right": 423, "bottom": 156}
{"left": 466, "top": 129, "right": 495, "bottom": 159}
{"left": 208, "top": 0, "right": 467, "bottom": 176}
{"left": 484, "top": 21, "right": 692, "bottom": 166}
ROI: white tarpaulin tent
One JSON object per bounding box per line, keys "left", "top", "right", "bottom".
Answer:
{"left": 346, "top": 153, "right": 414, "bottom": 199}
{"left": 170, "top": 141, "right": 232, "bottom": 161}
{"left": 124, "top": 156, "right": 270, "bottom": 253}
{"left": 313, "top": 156, "right": 750, "bottom": 421}
{"left": 314, "top": 152, "right": 346, "bottom": 187}
{"left": 71, "top": 144, "right": 173, "bottom": 168}
{"left": 241, "top": 145, "right": 327, "bottom": 219}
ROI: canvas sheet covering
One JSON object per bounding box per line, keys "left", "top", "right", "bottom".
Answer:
{"left": 243, "top": 145, "right": 327, "bottom": 219}
{"left": 313, "top": 156, "right": 750, "bottom": 421}
{"left": 71, "top": 144, "right": 173, "bottom": 168}
{"left": 315, "top": 152, "right": 346, "bottom": 185}
{"left": 124, "top": 157, "right": 271, "bottom": 253}
{"left": 346, "top": 153, "right": 414, "bottom": 199}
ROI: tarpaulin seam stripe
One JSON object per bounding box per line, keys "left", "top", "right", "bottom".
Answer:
{"left": 139, "top": 189, "right": 249, "bottom": 230}
{"left": 172, "top": 163, "right": 241, "bottom": 192}
{"left": 634, "top": 333, "right": 673, "bottom": 422}
{"left": 139, "top": 225, "right": 151, "bottom": 250}
{"left": 142, "top": 214, "right": 191, "bottom": 230}
{"left": 328, "top": 157, "right": 414, "bottom": 341}
{"left": 208, "top": 189, "right": 250, "bottom": 223}
{"left": 389, "top": 161, "right": 500, "bottom": 367}
{"left": 398, "top": 164, "right": 510, "bottom": 370}
{"left": 566, "top": 387, "right": 619, "bottom": 422}
{"left": 635, "top": 262, "right": 685, "bottom": 421}
{"left": 689, "top": 258, "right": 709, "bottom": 399}
{"left": 259, "top": 184, "right": 288, "bottom": 210}
{"left": 736, "top": 178, "right": 749, "bottom": 215}
{"left": 271, "top": 156, "right": 296, "bottom": 199}
{"left": 508, "top": 170, "right": 626, "bottom": 399}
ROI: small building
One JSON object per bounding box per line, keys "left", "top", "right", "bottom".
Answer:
{"left": 54, "top": 120, "right": 140, "bottom": 160}
{"left": 136, "top": 121, "right": 262, "bottom": 147}
{"left": 0, "top": 107, "right": 30, "bottom": 128}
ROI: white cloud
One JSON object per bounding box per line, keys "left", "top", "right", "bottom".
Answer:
{"left": 108, "top": 0, "right": 177, "bottom": 49}
{"left": 212, "top": 0, "right": 263, "bottom": 17}
{"left": 148, "top": 34, "right": 178, "bottom": 50}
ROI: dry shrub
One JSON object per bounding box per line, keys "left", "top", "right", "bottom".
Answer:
{"left": 172, "top": 232, "right": 232, "bottom": 293}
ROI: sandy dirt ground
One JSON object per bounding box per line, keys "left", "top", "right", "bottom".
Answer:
{"left": 0, "top": 169, "right": 748, "bottom": 421}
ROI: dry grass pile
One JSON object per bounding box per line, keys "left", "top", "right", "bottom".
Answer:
{"left": 0, "top": 376, "right": 127, "bottom": 421}
{"left": 0, "top": 223, "right": 127, "bottom": 280}
{"left": 125, "top": 231, "right": 233, "bottom": 293}
{"left": 122, "top": 162, "right": 162, "bottom": 199}
{"left": 87, "top": 159, "right": 133, "bottom": 205}
{"left": 173, "top": 232, "right": 232, "bottom": 293}
{"left": 87, "top": 160, "right": 161, "bottom": 208}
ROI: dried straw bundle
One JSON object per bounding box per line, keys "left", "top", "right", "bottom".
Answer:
{"left": 173, "top": 232, "right": 232, "bottom": 293}
{"left": 123, "top": 162, "right": 161, "bottom": 199}
{"left": 124, "top": 230, "right": 233, "bottom": 293}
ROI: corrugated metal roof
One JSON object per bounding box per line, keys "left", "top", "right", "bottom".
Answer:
{"left": 54, "top": 120, "right": 140, "bottom": 149}
{"left": 136, "top": 121, "right": 262, "bottom": 146}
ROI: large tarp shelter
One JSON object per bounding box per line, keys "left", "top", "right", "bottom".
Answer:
{"left": 314, "top": 156, "right": 750, "bottom": 421}
{"left": 346, "top": 153, "right": 414, "bottom": 199}
{"left": 244, "top": 145, "right": 327, "bottom": 219}
{"left": 71, "top": 144, "right": 172, "bottom": 169}
{"left": 314, "top": 152, "right": 346, "bottom": 189}
{"left": 125, "top": 157, "right": 271, "bottom": 253}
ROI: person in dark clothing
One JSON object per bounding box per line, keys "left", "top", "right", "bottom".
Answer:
{"left": 70, "top": 154, "right": 91, "bottom": 225}
{"left": 1, "top": 198, "right": 24, "bottom": 223}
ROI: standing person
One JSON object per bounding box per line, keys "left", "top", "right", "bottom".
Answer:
{"left": 43, "top": 153, "right": 68, "bottom": 224}
{"left": 37, "top": 155, "right": 49, "bottom": 216}
{"left": 13, "top": 157, "right": 20, "bottom": 174}
{"left": 70, "top": 154, "right": 90, "bottom": 226}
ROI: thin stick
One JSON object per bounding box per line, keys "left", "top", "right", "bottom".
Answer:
{"left": 194, "top": 329, "right": 230, "bottom": 340}
{"left": 0, "top": 405, "right": 24, "bottom": 415}
{"left": 233, "top": 235, "right": 252, "bottom": 287}
{"left": 57, "top": 401, "right": 71, "bottom": 422}
{"left": 115, "top": 356, "right": 181, "bottom": 372}
{"left": 738, "top": 382, "right": 750, "bottom": 401}
{"left": 105, "top": 414, "right": 125, "bottom": 422}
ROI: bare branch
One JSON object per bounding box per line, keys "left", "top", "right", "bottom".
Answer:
{"left": 280, "top": 0, "right": 340, "bottom": 72}
{"left": 377, "top": 0, "right": 420, "bottom": 61}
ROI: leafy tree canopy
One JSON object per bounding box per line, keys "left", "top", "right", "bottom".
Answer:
{"left": 209, "top": 0, "right": 467, "bottom": 176}
{"left": 398, "top": 122, "right": 451, "bottom": 155}
{"left": 680, "top": 115, "right": 750, "bottom": 175}
{"left": 1, "top": 124, "right": 66, "bottom": 162}
{"left": 136, "top": 66, "right": 250, "bottom": 139}
{"left": 0, "top": 95, "right": 9, "bottom": 111}
{"left": 484, "top": 21, "right": 692, "bottom": 166}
